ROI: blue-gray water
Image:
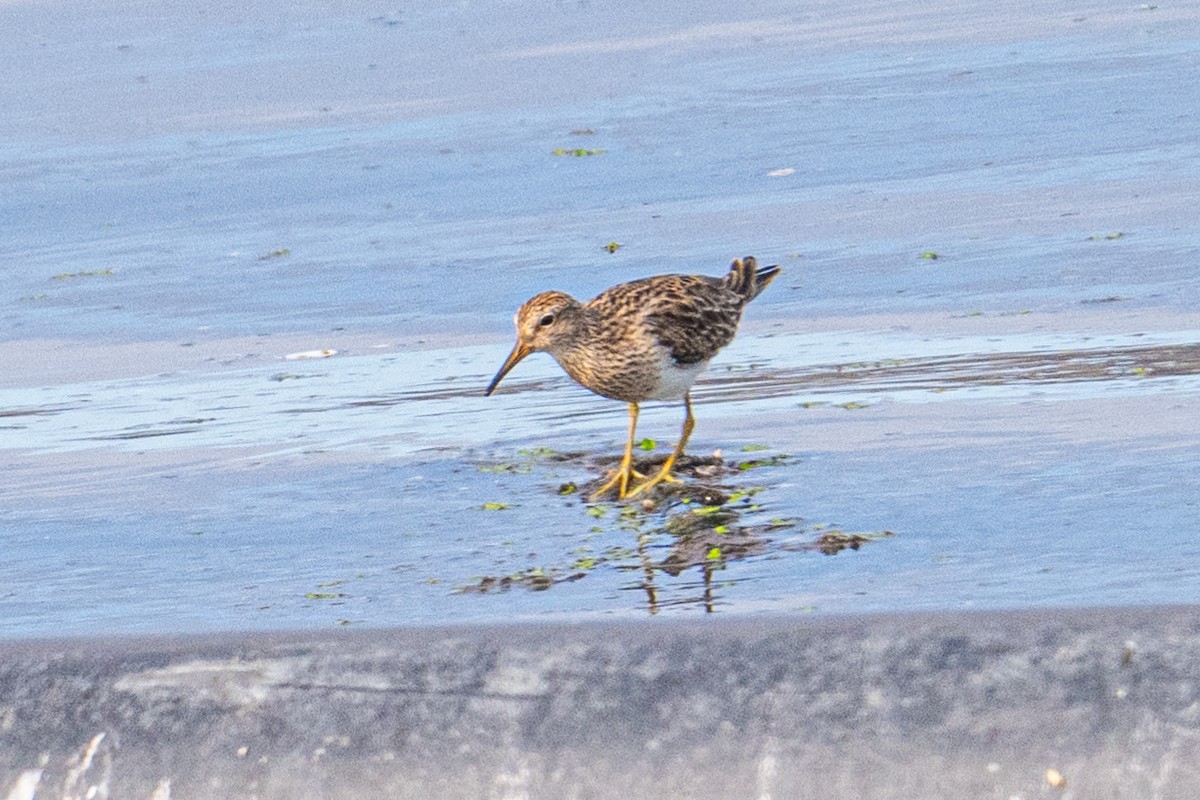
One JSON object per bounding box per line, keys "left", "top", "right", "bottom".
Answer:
{"left": 2, "top": 0, "right": 1198, "bottom": 636}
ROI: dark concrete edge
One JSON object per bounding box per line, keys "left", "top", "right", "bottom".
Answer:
{"left": 3, "top": 603, "right": 1200, "bottom": 799}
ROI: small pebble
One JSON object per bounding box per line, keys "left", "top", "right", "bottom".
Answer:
{"left": 1045, "top": 768, "right": 1067, "bottom": 788}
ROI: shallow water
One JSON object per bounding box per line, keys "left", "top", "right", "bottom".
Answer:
{"left": 2, "top": 0, "right": 1199, "bottom": 637}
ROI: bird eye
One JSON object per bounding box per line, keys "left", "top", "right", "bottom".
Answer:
{"left": 538, "top": 313, "right": 556, "bottom": 327}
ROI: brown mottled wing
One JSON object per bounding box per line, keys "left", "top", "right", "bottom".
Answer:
{"left": 642, "top": 275, "right": 743, "bottom": 365}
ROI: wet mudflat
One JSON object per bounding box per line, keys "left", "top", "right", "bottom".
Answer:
{"left": 2, "top": 0, "right": 1199, "bottom": 637}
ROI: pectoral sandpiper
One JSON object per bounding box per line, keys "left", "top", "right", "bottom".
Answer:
{"left": 485, "top": 256, "right": 780, "bottom": 500}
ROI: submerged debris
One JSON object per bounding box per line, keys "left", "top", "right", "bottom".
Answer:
{"left": 551, "top": 147, "right": 604, "bottom": 157}
{"left": 456, "top": 568, "right": 585, "bottom": 594}
{"left": 456, "top": 445, "right": 892, "bottom": 598}
{"left": 284, "top": 349, "right": 337, "bottom": 360}
{"left": 51, "top": 268, "right": 115, "bottom": 280}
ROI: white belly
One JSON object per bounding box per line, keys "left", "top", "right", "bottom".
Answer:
{"left": 649, "top": 354, "right": 707, "bottom": 401}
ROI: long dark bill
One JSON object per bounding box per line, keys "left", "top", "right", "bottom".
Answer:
{"left": 483, "top": 341, "right": 533, "bottom": 396}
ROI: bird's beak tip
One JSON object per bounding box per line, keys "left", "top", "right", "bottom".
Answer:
{"left": 484, "top": 341, "right": 532, "bottom": 397}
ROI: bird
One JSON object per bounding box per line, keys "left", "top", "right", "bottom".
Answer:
{"left": 484, "top": 256, "right": 780, "bottom": 500}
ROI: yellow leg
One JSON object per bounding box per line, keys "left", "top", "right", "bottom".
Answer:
{"left": 590, "top": 403, "right": 646, "bottom": 501}
{"left": 627, "top": 393, "right": 695, "bottom": 498}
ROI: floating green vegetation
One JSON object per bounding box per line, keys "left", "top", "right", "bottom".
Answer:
{"left": 477, "top": 462, "right": 528, "bottom": 473}
{"left": 479, "top": 446, "right": 564, "bottom": 474}
{"left": 666, "top": 507, "right": 735, "bottom": 536}
{"left": 919, "top": 251, "right": 940, "bottom": 260}
{"left": 604, "top": 545, "right": 636, "bottom": 560}
{"left": 809, "top": 529, "right": 894, "bottom": 555}
{"left": 837, "top": 401, "right": 870, "bottom": 410}
{"left": 456, "top": 564, "right": 578, "bottom": 593}
{"left": 453, "top": 442, "right": 898, "bottom": 604}
{"left": 305, "top": 578, "right": 349, "bottom": 601}
{"left": 691, "top": 505, "right": 726, "bottom": 516}
{"left": 552, "top": 148, "right": 604, "bottom": 157}
{"left": 1087, "top": 232, "right": 1125, "bottom": 241}
{"left": 51, "top": 269, "right": 114, "bottom": 280}
{"left": 736, "top": 454, "right": 791, "bottom": 471}
{"left": 448, "top": 444, "right": 898, "bottom": 604}
{"left": 725, "top": 488, "right": 763, "bottom": 504}
{"left": 604, "top": 241, "right": 622, "bottom": 253}
{"left": 259, "top": 248, "right": 291, "bottom": 260}
{"left": 517, "top": 446, "right": 556, "bottom": 458}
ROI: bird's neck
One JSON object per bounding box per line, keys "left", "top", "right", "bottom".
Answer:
{"left": 547, "top": 306, "right": 603, "bottom": 383}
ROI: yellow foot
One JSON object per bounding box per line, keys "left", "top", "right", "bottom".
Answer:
{"left": 590, "top": 466, "right": 647, "bottom": 501}
{"left": 624, "top": 466, "right": 683, "bottom": 499}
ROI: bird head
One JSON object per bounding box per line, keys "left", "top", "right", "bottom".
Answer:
{"left": 484, "top": 291, "right": 581, "bottom": 396}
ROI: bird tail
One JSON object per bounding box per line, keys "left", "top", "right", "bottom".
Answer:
{"left": 727, "top": 256, "right": 781, "bottom": 302}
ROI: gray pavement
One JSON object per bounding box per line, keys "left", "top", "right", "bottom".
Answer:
{"left": 3, "top": 606, "right": 1199, "bottom": 798}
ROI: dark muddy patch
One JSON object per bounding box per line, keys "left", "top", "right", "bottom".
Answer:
{"left": 701, "top": 341, "right": 1200, "bottom": 404}
{"left": 459, "top": 447, "right": 892, "bottom": 612}
{"left": 0, "top": 404, "right": 80, "bottom": 419}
